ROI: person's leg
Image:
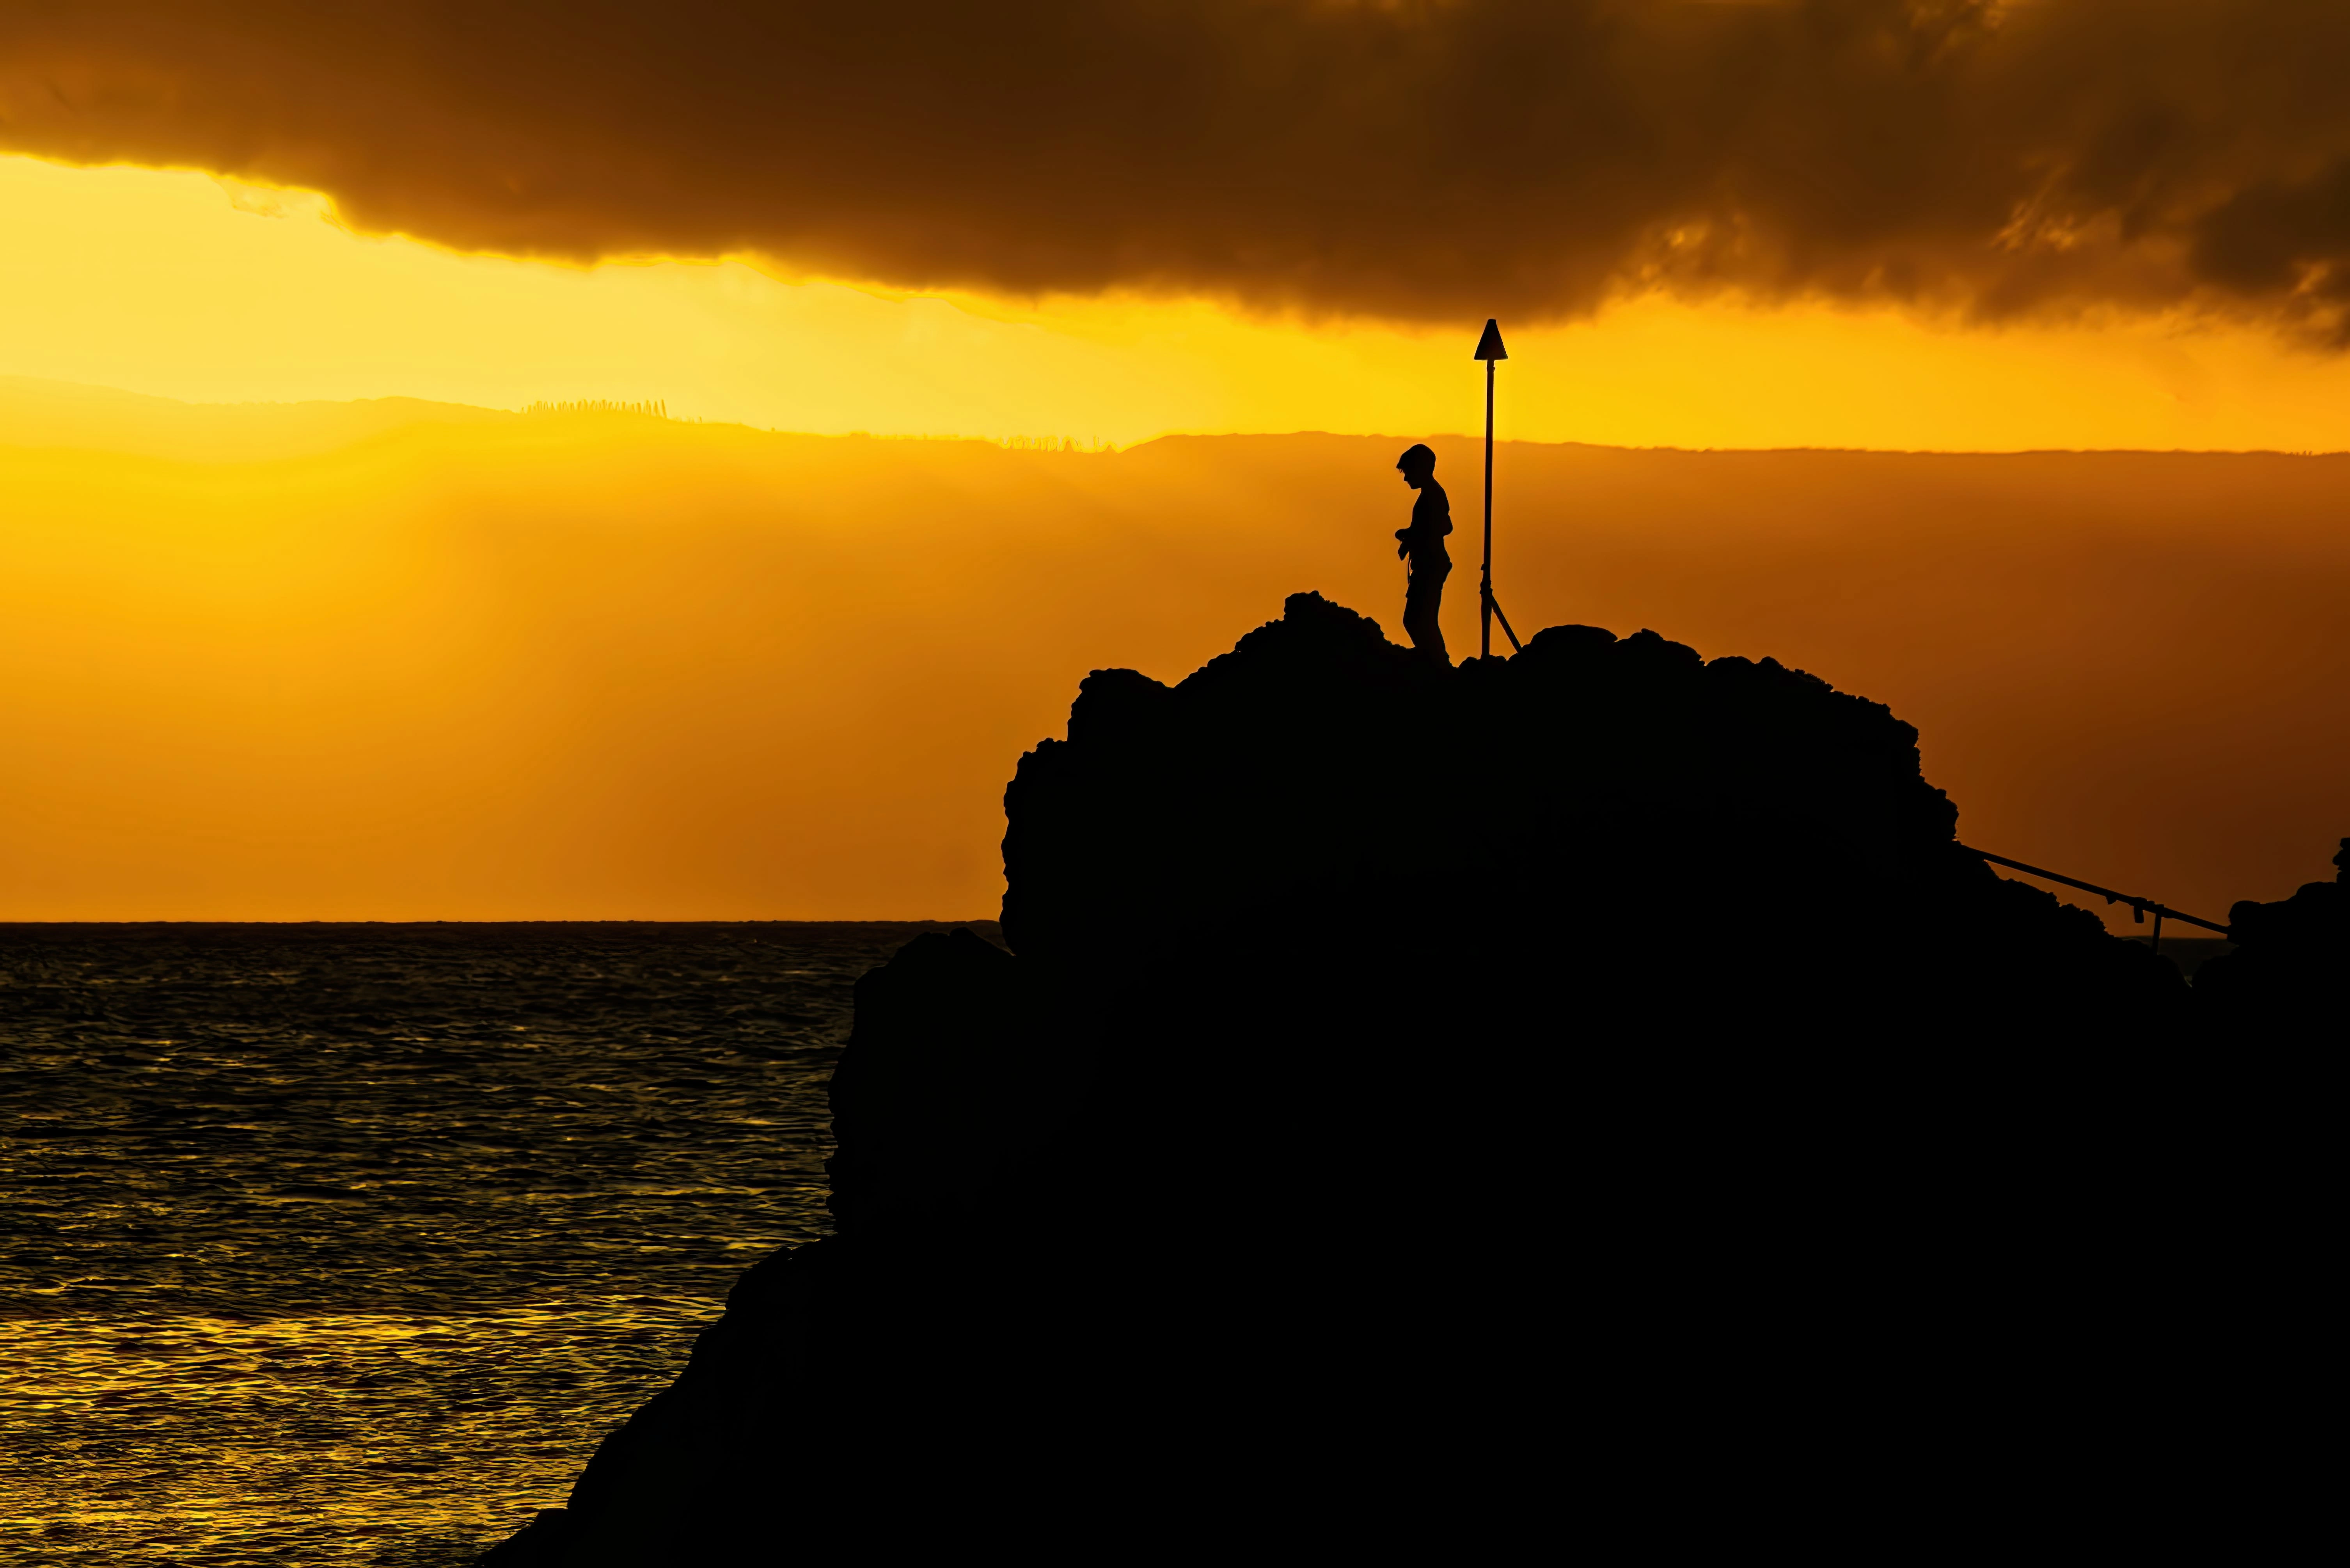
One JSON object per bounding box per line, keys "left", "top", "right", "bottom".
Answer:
{"left": 1404, "top": 586, "right": 1448, "bottom": 665}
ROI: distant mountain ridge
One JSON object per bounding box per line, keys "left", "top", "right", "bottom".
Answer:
{"left": 0, "top": 375, "right": 518, "bottom": 462}
{"left": 7, "top": 384, "right": 2350, "bottom": 924}
{"left": 17, "top": 374, "right": 2350, "bottom": 464}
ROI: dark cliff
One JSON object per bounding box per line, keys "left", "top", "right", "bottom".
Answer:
{"left": 483, "top": 594, "right": 2313, "bottom": 1563}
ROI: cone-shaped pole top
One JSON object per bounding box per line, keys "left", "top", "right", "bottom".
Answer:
{"left": 1473, "top": 318, "right": 1508, "bottom": 360}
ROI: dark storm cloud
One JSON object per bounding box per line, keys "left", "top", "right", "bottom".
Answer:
{"left": 8, "top": 1, "right": 2350, "bottom": 332}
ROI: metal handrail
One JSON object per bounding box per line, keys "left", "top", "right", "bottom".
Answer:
{"left": 1961, "top": 844, "right": 2228, "bottom": 954}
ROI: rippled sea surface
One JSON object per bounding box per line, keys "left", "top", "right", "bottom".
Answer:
{"left": 0, "top": 922, "right": 957, "bottom": 1567}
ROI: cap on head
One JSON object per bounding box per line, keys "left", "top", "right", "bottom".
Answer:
{"left": 1397, "top": 443, "right": 1436, "bottom": 474}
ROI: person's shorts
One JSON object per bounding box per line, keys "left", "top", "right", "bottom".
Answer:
{"left": 1406, "top": 561, "right": 1451, "bottom": 602}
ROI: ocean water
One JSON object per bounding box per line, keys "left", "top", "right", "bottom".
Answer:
{"left": 1, "top": 922, "right": 959, "bottom": 1567}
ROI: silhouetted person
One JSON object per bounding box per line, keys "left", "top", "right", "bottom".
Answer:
{"left": 1394, "top": 444, "right": 1452, "bottom": 664}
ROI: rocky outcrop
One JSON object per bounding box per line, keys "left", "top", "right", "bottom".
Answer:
{"left": 2196, "top": 838, "right": 2347, "bottom": 1027}
{"left": 483, "top": 594, "right": 2247, "bottom": 1563}
{"left": 1003, "top": 593, "right": 2178, "bottom": 1033}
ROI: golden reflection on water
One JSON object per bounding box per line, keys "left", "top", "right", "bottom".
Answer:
{"left": 6, "top": 1297, "right": 713, "bottom": 1566}
{"left": 3, "top": 922, "right": 930, "bottom": 1564}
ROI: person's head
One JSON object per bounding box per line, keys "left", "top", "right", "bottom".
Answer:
{"left": 1397, "top": 443, "right": 1436, "bottom": 488}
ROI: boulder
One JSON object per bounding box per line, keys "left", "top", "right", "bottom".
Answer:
{"left": 2196, "top": 838, "right": 2348, "bottom": 1028}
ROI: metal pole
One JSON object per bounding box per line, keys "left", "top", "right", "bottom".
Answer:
{"left": 1482, "top": 357, "right": 1494, "bottom": 660}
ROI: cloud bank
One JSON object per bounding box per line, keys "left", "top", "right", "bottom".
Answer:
{"left": 8, "top": 2, "right": 2350, "bottom": 333}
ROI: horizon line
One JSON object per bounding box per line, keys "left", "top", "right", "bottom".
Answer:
{"left": 4, "top": 374, "right": 2346, "bottom": 461}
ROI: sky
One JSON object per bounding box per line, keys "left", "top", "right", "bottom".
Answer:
{"left": 8, "top": 415, "right": 2347, "bottom": 924}
{"left": 11, "top": 151, "right": 2350, "bottom": 452}
{"left": 14, "top": 2, "right": 2350, "bottom": 331}
{"left": 5, "top": 1, "right": 2350, "bottom": 920}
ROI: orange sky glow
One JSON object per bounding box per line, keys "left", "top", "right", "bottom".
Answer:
{"left": 5, "top": 148, "right": 2350, "bottom": 924}
{"left": 14, "top": 153, "right": 2350, "bottom": 455}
